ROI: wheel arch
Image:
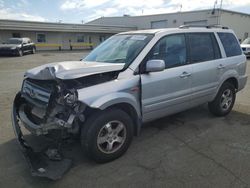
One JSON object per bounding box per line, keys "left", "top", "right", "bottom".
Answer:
{"left": 83, "top": 102, "right": 142, "bottom": 136}
{"left": 224, "top": 77, "right": 238, "bottom": 91}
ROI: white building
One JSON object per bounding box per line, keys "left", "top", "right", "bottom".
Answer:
{"left": 0, "top": 9, "right": 249, "bottom": 51}
{"left": 0, "top": 19, "right": 136, "bottom": 50}
{"left": 88, "top": 9, "right": 250, "bottom": 42}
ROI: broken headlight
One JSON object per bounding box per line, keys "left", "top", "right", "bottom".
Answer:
{"left": 63, "top": 90, "right": 78, "bottom": 105}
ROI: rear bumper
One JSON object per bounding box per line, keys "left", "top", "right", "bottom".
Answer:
{"left": 238, "top": 75, "right": 248, "bottom": 91}
{"left": 11, "top": 93, "right": 72, "bottom": 180}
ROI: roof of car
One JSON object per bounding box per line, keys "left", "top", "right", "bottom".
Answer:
{"left": 9, "top": 37, "right": 30, "bottom": 40}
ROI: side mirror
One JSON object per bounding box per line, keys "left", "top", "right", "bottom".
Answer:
{"left": 146, "top": 60, "right": 165, "bottom": 73}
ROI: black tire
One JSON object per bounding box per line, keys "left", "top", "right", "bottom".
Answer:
{"left": 81, "top": 108, "right": 134, "bottom": 163}
{"left": 18, "top": 49, "right": 23, "bottom": 57}
{"left": 31, "top": 47, "right": 36, "bottom": 54}
{"left": 208, "top": 82, "right": 236, "bottom": 116}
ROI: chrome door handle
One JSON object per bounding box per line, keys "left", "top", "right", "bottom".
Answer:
{"left": 217, "top": 64, "right": 226, "bottom": 69}
{"left": 180, "top": 72, "right": 191, "bottom": 78}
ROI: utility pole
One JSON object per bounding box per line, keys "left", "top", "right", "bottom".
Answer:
{"left": 218, "top": 0, "right": 223, "bottom": 25}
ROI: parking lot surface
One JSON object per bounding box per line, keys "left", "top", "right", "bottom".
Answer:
{"left": 0, "top": 52, "right": 250, "bottom": 188}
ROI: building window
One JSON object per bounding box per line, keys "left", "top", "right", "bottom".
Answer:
{"left": 99, "top": 36, "right": 106, "bottom": 43}
{"left": 37, "top": 33, "right": 46, "bottom": 43}
{"left": 12, "top": 33, "right": 21, "bottom": 38}
{"left": 89, "top": 36, "right": 92, "bottom": 43}
{"left": 151, "top": 20, "right": 167, "bottom": 29}
{"left": 77, "top": 35, "right": 84, "bottom": 42}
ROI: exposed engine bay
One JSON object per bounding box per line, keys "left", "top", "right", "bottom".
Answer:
{"left": 12, "top": 71, "right": 120, "bottom": 180}
{"left": 17, "top": 71, "right": 119, "bottom": 136}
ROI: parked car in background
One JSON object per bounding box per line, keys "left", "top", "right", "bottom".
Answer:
{"left": 12, "top": 26, "right": 247, "bottom": 180}
{"left": 241, "top": 37, "right": 250, "bottom": 57}
{"left": 0, "top": 38, "right": 36, "bottom": 56}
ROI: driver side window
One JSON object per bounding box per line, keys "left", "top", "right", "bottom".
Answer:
{"left": 147, "top": 34, "right": 187, "bottom": 69}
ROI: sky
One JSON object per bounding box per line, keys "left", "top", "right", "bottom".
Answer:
{"left": 0, "top": 0, "right": 250, "bottom": 23}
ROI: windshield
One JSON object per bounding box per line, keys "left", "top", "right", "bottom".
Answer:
{"left": 5, "top": 38, "right": 22, "bottom": 44}
{"left": 84, "top": 34, "right": 153, "bottom": 68}
{"left": 242, "top": 38, "right": 250, "bottom": 44}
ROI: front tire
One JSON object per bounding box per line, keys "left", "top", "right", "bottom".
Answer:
{"left": 81, "top": 108, "right": 134, "bottom": 163}
{"left": 31, "top": 47, "right": 36, "bottom": 54}
{"left": 208, "top": 82, "right": 236, "bottom": 116}
{"left": 17, "top": 49, "right": 23, "bottom": 57}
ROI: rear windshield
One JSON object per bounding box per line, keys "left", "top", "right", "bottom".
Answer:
{"left": 217, "top": 32, "right": 242, "bottom": 57}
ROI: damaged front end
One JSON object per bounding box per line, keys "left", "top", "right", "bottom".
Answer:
{"left": 11, "top": 77, "right": 86, "bottom": 180}
{"left": 11, "top": 61, "right": 123, "bottom": 180}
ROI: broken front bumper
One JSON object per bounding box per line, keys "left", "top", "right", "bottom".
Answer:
{"left": 11, "top": 93, "right": 72, "bottom": 180}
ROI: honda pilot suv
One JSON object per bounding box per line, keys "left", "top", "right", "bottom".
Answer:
{"left": 12, "top": 26, "right": 247, "bottom": 179}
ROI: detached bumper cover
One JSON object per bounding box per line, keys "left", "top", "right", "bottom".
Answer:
{"left": 11, "top": 93, "right": 72, "bottom": 180}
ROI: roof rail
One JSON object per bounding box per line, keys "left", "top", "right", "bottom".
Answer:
{"left": 179, "top": 24, "right": 229, "bottom": 29}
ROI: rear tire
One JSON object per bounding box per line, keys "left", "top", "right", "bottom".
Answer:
{"left": 208, "top": 82, "right": 236, "bottom": 116}
{"left": 81, "top": 108, "right": 134, "bottom": 163}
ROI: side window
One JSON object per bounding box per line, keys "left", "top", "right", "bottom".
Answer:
{"left": 12, "top": 33, "right": 21, "bottom": 38}
{"left": 147, "top": 34, "right": 187, "bottom": 68}
{"left": 218, "top": 32, "right": 242, "bottom": 57}
{"left": 37, "top": 33, "right": 46, "bottom": 43}
{"left": 77, "top": 35, "right": 84, "bottom": 42}
{"left": 188, "top": 33, "right": 220, "bottom": 63}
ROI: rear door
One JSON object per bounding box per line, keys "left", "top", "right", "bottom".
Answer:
{"left": 141, "top": 34, "right": 193, "bottom": 122}
{"left": 187, "top": 32, "right": 222, "bottom": 106}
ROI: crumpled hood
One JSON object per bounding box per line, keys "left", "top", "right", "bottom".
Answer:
{"left": 25, "top": 61, "right": 125, "bottom": 80}
{"left": 0, "top": 44, "right": 20, "bottom": 48}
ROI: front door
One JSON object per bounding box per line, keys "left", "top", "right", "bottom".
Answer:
{"left": 140, "top": 34, "right": 192, "bottom": 122}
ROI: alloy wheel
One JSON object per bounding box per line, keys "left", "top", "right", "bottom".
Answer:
{"left": 97, "top": 120, "right": 126, "bottom": 154}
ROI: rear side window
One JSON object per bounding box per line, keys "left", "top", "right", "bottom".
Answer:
{"left": 218, "top": 32, "right": 242, "bottom": 57}
{"left": 187, "top": 33, "right": 221, "bottom": 63}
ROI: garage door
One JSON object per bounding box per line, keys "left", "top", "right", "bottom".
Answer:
{"left": 151, "top": 20, "right": 168, "bottom": 29}
{"left": 184, "top": 20, "right": 208, "bottom": 26}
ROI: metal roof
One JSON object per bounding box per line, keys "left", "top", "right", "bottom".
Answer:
{"left": 0, "top": 19, "right": 137, "bottom": 33}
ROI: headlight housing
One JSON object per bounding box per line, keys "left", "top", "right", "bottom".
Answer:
{"left": 64, "top": 90, "right": 78, "bottom": 105}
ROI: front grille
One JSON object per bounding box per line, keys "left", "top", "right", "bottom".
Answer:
{"left": 0, "top": 49, "right": 15, "bottom": 54}
{"left": 22, "top": 80, "right": 52, "bottom": 108}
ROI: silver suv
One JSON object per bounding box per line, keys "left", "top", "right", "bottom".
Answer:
{"left": 12, "top": 26, "right": 247, "bottom": 179}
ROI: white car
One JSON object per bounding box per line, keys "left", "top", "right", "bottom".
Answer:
{"left": 241, "top": 37, "right": 250, "bottom": 57}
